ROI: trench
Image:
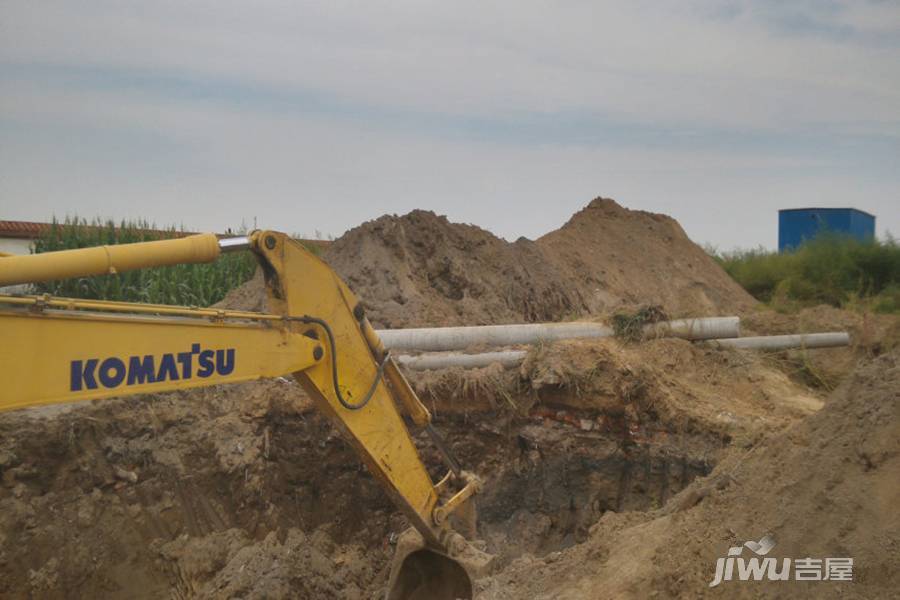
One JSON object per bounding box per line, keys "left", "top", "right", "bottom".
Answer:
{"left": 424, "top": 410, "right": 715, "bottom": 568}
{"left": 0, "top": 390, "right": 721, "bottom": 599}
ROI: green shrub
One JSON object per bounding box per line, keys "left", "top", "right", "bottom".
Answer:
{"left": 715, "top": 234, "right": 900, "bottom": 313}
{"left": 872, "top": 284, "right": 900, "bottom": 314}
{"left": 32, "top": 217, "right": 258, "bottom": 306}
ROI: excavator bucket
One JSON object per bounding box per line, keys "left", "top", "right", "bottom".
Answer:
{"left": 386, "top": 527, "right": 494, "bottom": 600}
{"left": 388, "top": 549, "right": 473, "bottom": 600}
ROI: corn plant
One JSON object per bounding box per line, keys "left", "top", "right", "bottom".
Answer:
{"left": 32, "top": 217, "right": 258, "bottom": 306}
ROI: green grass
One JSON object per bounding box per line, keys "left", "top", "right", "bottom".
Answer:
{"left": 711, "top": 234, "right": 900, "bottom": 313}
{"left": 32, "top": 217, "right": 258, "bottom": 306}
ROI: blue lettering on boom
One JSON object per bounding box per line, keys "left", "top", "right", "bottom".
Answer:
{"left": 69, "top": 345, "right": 237, "bottom": 391}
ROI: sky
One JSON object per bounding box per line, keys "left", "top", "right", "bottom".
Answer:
{"left": 1, "top": 1, "right": 898, "bottom": 250}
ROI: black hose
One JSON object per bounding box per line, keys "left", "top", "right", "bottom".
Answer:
{"left": 289, "top": 315, "right": 387, "bottom": 410}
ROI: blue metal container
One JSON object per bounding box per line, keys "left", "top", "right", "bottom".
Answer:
{"left": 778, "top": 208, "right": 876, "bottom": 251}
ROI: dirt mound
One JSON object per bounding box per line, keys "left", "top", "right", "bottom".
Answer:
{"left": 324, "top": 199, "right": 755, "bottom": 328}
{"left": 321, "top": 209, "right": 584, "bottom": 328}
{"left": 215, "top": 269, "right": 266, "bottom": 312}
{"left": 220, "top": 197, "right": 755, "bottom": 326}
{"left": 537, "top": 199, "right": 756, "bottom": 317}
{"left": 477, "top": 349, "right": 900, "bottom": 599}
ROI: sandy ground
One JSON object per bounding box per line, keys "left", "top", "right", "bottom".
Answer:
{"left": 1, "top": 197, "right": 896, "bottom": 599}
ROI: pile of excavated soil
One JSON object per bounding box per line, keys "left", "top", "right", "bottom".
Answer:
{"left": 324, "top": 198, "right": 755, "bottom": 328}
{"left": 536, "top": 199, "right": 756, "bottom": 318}
{"left": 216, "top": 269, "right": 266, "bottom": 313}
{"left": 477, "top": 349, "right": 900, "bottom": 599}
{"left": 320, "top": 209, "right": 584, "bottom": 328}
{"left": 220, "top": 197, "right": 756, "bottom": 327}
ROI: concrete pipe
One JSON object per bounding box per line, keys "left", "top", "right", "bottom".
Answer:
{"left": 377, "top": 322, "right": 612, "bottom": 352}
{"left": 644, "top": 317, "right": 741, "bottom": 341}
{"left": 395, "top": 350, "right": 527, "bottom": 371}
{"left": 396, "top": 330, "right": 850, "bottom": 372}
{"left": 376, "top": 317, "right": 740, "bottom": 352}
{"left": 708, "top": 332, "right": 850, "bottom": 351}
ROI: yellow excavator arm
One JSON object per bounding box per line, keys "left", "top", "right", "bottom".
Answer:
{"left": 0, "top": 231, "right": 488, "bottom": 598}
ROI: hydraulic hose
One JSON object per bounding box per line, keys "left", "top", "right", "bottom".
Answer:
{"left": 289, "top": 315, "right": 388, "bottom": 411}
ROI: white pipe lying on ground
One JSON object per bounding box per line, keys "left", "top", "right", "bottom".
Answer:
{"left": 395, "top": 331, "right": 851, "bottom": 371}
{"left": 706, "top": 332, "right": 851, "bottom": 351}
{"left": 395, "top": 350, "right": 527, "bottom": 371}
{"left": 643, "top": 317, "right": 741, "bottom": 341}
{"left": 378, "top": 322, "right": 611, "bottom": 352}
{"left": 376, "top": 316, "right": 740, "bottom": 352}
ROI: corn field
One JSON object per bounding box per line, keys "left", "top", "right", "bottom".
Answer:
{"left": 33, "top": 217, "right": 258, "bottom": 306}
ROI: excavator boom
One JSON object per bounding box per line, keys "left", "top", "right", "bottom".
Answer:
{"left": 0, "top": 231, "right": 490, "bottom": 598}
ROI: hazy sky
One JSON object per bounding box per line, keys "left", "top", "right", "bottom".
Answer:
{"left": 1, "top": 1, "right": 898, "bottom": 250}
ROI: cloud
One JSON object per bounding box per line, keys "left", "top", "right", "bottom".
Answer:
{"left": 1, "top": 1, "right": 898, "bottom": 248}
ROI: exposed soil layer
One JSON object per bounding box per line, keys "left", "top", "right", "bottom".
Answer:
{"left": 477, "top": 349, "right": 900, "bottom": 599}
{"left": 0, "top": 384, "right": 395, "bottom": 599}
{"left": 0, "top": 385, "right": 714, "bottom": 599}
